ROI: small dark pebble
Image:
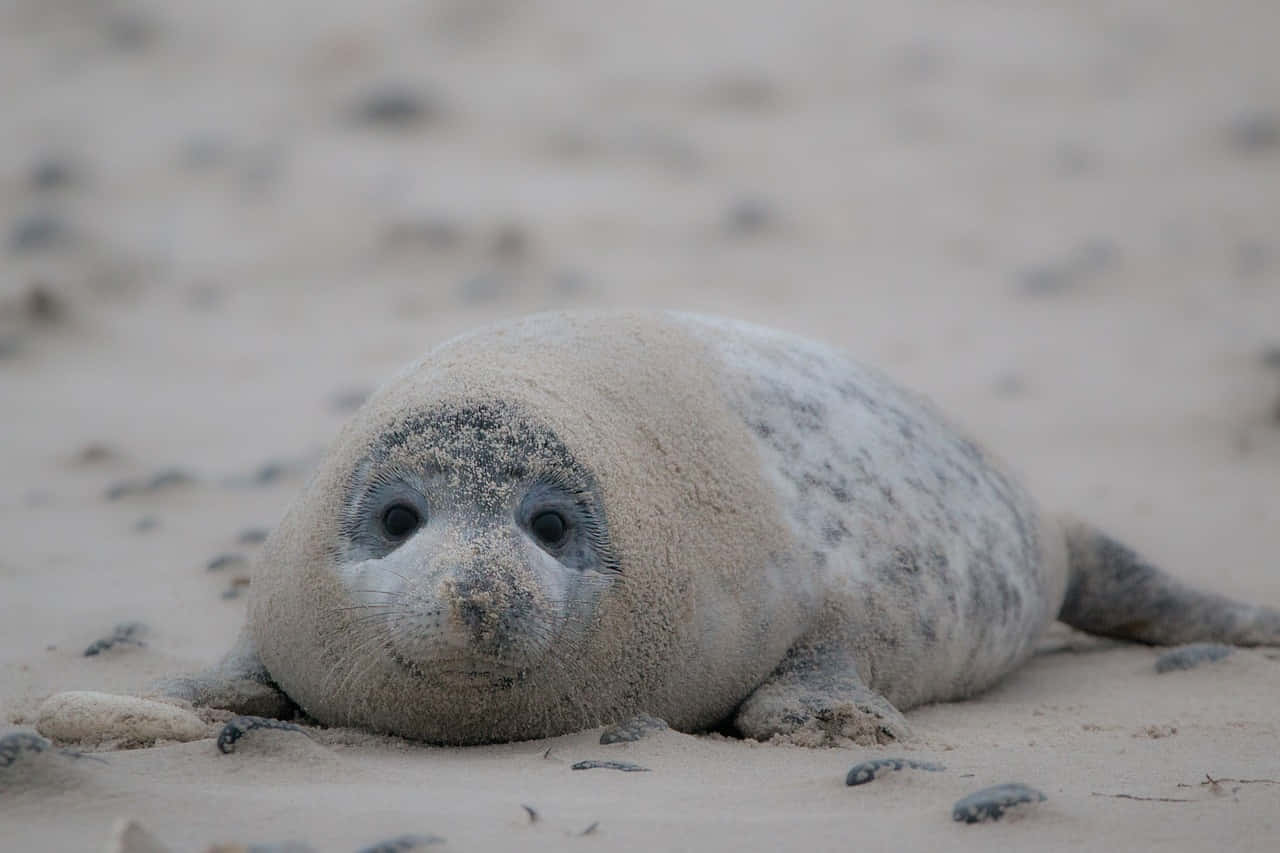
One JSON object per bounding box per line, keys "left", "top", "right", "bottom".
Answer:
{"left": 457, "top": 272, "right": 510, "bottom": 304}
{"left": 1155, "top": 643, "right": 1233, "bottom": 674}
{"left": 992, "top": 372, "right": 1028, "bottom": 398}
{"left": 1236, "top": 241, "right": 1270, "bottom": 278}
{"left": 551, "top": 269, "right": 590, "bottom": 296}
{"left": 25, "top": 284, "right": 65, "bottom": 324}
{"left": 105, "top": 468, "right": 193, "bottom": 500}
{"left": 29, "top": 157, "right": 77, "bottom": 191}
{"left": 571, "top": 760, "right": 650, "bottom": 772}
{"left": 724, "top": 196, "right": 774, "bottom": 235}
{"left": 149, "top": 468, "right": 192, "bottom": 490}
{"left": 0, "top": 731, "right": 51, "bottom": 768}
{"left": 329, "top": 387, "right": 372, "bottom": 413}
{"left": 238, "top": 527, "right": 270, "bottom": 545}
{"left": 1072, "top": 238, "right": 1119, "bottom": 276}
{"left": 952, "top": 783, "right": 1046, "bottom": 823}
{"left": 600, "top": 713, "right": 669, "bottom": 744}
{"left": 83, "top": 621, "right": 148, "bottom": 656}
{"left": 579, "top": 822, "right": 600, "bottom": 836}
{"left": 845, "top": 757, "right": 945, "bottom": 786}
{"left": 75, "top": 443, "right": 114, "bottom": 464}
{"left": 1017, "top": 263, "right": 1073, "bottom": 295}
{"left": 221, "top": 576, "right": 251, "bottom": 599}
{"left": 132, "top": 515, "right": 159, "bottom": 533}
{"left": 1016, "top": 238, "right": 1119, "bottom": 296}
{"left": 207, "top": 553, "right": 248, "bottom": 571}
{"left": 1226, "top": 111, "right": 1280, "bottom": 153}
{"left": 352, "top": 85, "right": 436, "bottom": 128}
{"left": 9, "top": 213, "right": 71, "bottom": 253}
{"left": 354, "top": 834, "right": 445, "bottom": 853}
{"left": 104, "top": 10, "right": 159, "bottom": 52}
{"left": 1054, "top": 141, "right": 1098, "bottom": 177}
{"left": 382, "top": 217, "right": 464, "bottom": 253}
{"left": 254, "top": 461, "right": 287, "bottom": 484}
{"left": 521, "top": 804, "right": 539, "bottom": 823}
{"left": 216, "top": 716, "right": 306, "bottom": 754}
{"left": 704, "top": 74, "right": 781, "bottom": 111}
{"left": 180, "top": 134, "right": 231, "bottom": 170}
{"left": 490, "top": 223, "right": 529, "bottom": 261}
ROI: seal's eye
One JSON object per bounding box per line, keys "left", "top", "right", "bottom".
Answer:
{"left": 530, "top": 510, "right": 567, "bottom": 547}
{"left": 381, "top": 503, "right": 421, "bottom": 539}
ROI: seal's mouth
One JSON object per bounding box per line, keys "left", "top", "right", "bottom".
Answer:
{"left": 386, "top": 647, "right": 531, "bottom": 687}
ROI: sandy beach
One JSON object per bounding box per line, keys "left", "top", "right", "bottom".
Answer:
{"left": 2, "top": 1, "right": 1279, "bottom": 850}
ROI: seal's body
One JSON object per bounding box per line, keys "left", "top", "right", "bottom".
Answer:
{"left": 171, "top": 311, "right": 1280, "bottom": 745}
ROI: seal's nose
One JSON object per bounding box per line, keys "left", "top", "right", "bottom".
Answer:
{"left": 441, "top": 574, "right": 502, "bottom": 645}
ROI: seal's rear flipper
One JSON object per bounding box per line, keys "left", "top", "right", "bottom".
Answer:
{"left": 1059, "top": 519, "right": 1280, "bottom": 646}
{"left": 149, "top": 628, "right": 297, "bottom": 720}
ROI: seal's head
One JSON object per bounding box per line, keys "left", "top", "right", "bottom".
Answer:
{"left": 248, "top": 311, "right": 808, "bottom": 744}
{"left": 336, "top": 399, "right": 618, "bottom": 681}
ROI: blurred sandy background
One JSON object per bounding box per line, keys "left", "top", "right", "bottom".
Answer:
{"left": 2, "top": 1, "right": 1279, "bottom": 850}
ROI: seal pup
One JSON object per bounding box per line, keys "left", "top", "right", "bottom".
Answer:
{"left": 160, "top": 311, "right": 1280, "bottom": 745}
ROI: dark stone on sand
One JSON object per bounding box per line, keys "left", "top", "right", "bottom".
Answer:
{"left": 238, "top": 527, "right": 270, "bottom": 545}
{"left": 725, "top": 196, "right": 775, "bottom": 235}
{"left": 354, "top": 834, "right": 446, "bottom": 853}
{"left": 845, "top": 757, "right": 945, "bottom": 786}
{"left": 1016, "top": 238, "right": 1120, "bottom": 295}
{"left": 457, "top": 272, "right": 509, "bottom": 304}
{"left": 180, "top": 134, "right": 232, "bottom": 169}
{"left": 352, "top": 85, "right": 437, "bottom": 128}
{"left": 105, "top": 10, "right": 160, "bottom": 52}
{"left": 1054, "top": 142, "right": 1098, "bottom": 176}
{"left": 221, "top": 576, "right": 251, "bottom": 599}
{"left": 149, "top": 468, "right": 192, "bottom": 490}
{"left": 254, "top": 461, "right": 287, "bottom": 484}
{"left": 1235, "top": 241, "right": 1270, "bottom": 278}
{"left": 490, "top": 222, "right": 529, "bottom": 261}
{"left": 382, "top": 217, "right": 464, "bottom": 253}
{"left": 83, "top": 621, "right": 149, "bottom": 656}
{"left": 216, "top": 715, "right": 307, "bottom": 754}
{"left": 600, "top": 714, "right": 669, "bottom": 744}
{"left": 207, "top": 553, "right": 248, "bottom": 571}
{"left": 329, "top": 387, "right": 372, "bottom": 413}
{"left": 29, "top": 157, "right": 78, "bottom": 191}
{"left": 571, "top": 760, "right": 650, "bottom": 772}
{"left": 952, "top": 783, "right": 1046, "bottom": 823}
{"left": 1226, "top": 111, "right": 1280, "bottom": 153}
{"left": 9, "top": 213, "right": 72, "bottom": 253}
{"left": 25, "top": 284, "right": 66, "bottom": 324}
{"left": 1155, "top": 643, "right": 1233, "bottom": 673}
{"left": 0, "top": 731, "right": 51, "bottom": 768}
{"left": 107, "top": 468, "right": 193, "bottom": 500}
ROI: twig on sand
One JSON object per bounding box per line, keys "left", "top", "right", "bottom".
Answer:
{"left": 1091, "top": 792, "right": 1194, "bottom": 803}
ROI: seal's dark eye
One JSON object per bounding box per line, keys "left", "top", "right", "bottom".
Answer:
{"left": 381, "top": 503, "right": 421, "bottom": 539}
{"left": 531, "top": 510, "right": 567, "bottom": 547}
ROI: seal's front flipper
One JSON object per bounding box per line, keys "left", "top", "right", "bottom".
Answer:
{"left": 733, "top": 647, "right": 908, "bottom": 746}
{"left": 149, "top": 629, "right": 296, "bottom": 720}
{"left": 1059, "top": 518, "right": 1280, "bottom": 646}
